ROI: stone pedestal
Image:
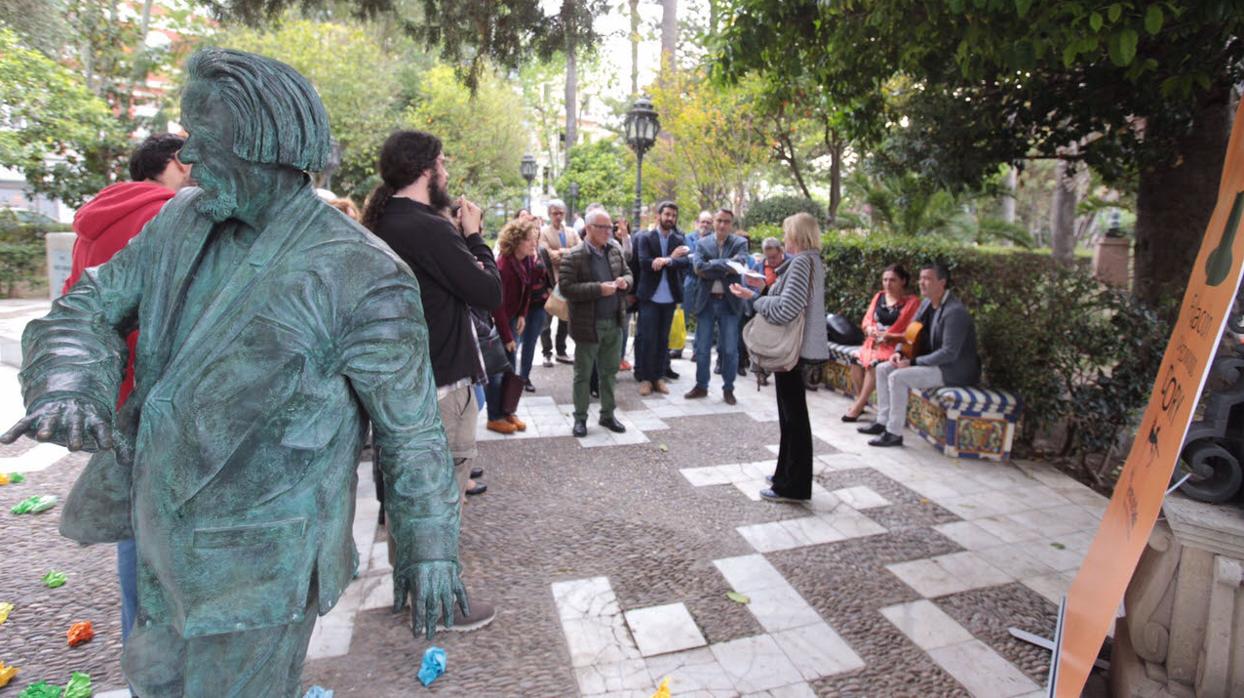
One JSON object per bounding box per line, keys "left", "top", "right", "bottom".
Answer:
{"left": 1111, "top": 495, "right": 1244, "bottom": 697}
{"left": 45, "top": 232, "right": 74, "bottom": 299}
{"left": 1092, "top": 236, "right": 1131, "bottom": 289}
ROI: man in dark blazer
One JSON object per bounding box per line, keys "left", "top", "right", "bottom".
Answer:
{"left": 634, "top": 200, "right": 691, "bottom": 396}
{"left": 860, "top": 263, "right": 981, "bottom": 447}
{"left": 685, "top": 209, "right": 751, "bottom": 405}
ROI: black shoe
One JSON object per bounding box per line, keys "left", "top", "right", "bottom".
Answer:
{"left": 524, "top": 379, "right": 535, "bottom": 393}
{"left": 555, "top": 353, "right": 574, "bottom": 364}
{"left": 573, "top": 420, "right": 588, "bottom": 437}
{"left": 669, "top": 349, "right": 683, "bottom": 360}
{"left": 598, "top": 416, "right": 626, "bottom": 433}
{"left": 466, "top": 481, "right": 488, "bottom": 495}
{"left": 739, "top": 365, "right": 748, "bottom": 377}
{"left": 723, "top": 389, "right": 737, "bottom": 406}
{"left": 868, "top": 432, "right": 904, "bottom": 448}
{"left": 857, "top": 422, "right": 886, "bottom": 435}
{"left": 714, "top": 364, "right": 722, "bottom": 375}
{"left": 841, "top": 413, "right": 862, "bottom": 423}
{"left": 542, "top": 357, "right": 554, "bottom": 368}
{"left": 470, "top": 467, "right": 483, "bottom": 479}
{"left": 665, "top": 369, "right": 680, "bottom": 380}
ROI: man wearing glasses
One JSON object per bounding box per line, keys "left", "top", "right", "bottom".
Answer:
{"left": 559, "top": 209, "right": 633, "bottom": 437}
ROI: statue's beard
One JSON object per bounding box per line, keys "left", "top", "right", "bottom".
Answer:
{"left": 428, "top": 176, "right": 453, "bottom": 212}
{"left": 196, "top": 189, "right": 239, "bottom": 223}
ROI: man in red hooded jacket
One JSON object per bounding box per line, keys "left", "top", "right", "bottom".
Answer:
{"left": 63, "top": 132, "right": 190, "bottom": 649}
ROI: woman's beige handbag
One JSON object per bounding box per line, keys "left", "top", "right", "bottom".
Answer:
{"left": 544, "top": 284, "right": 570, "bottom": 321}
{"left": 743, "top": 309, "right": 805, "bottom": 373}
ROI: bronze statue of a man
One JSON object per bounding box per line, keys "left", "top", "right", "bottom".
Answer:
{"left": 1, "top": 48, "right": 465, "bottom": 696}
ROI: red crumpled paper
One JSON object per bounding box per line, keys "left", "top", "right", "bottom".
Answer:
{"left": 66, "top": 621, "right": 93, "bottom": 647}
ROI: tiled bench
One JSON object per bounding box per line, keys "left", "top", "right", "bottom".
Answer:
{"left": 905, "top": 386, "right": 1022, "bottom": 461}
{"left": 822, "top": 342, "right": 861, "bottom": 397}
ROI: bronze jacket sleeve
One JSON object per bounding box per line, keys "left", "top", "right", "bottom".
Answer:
{"left": 339, "top": 267, "right": 460, "bottom": 565}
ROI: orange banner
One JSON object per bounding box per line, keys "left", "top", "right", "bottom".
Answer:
{"left": 1054, "top": 103, "right": 1244, "bottom": 696}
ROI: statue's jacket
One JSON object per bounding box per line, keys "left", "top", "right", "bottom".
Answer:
{"left": 19, "top": 184, "right": 460, "bottom": 638}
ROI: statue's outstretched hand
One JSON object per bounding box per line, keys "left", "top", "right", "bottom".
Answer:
{"left": 0, "top": 397, "right": 113, "bottom": 452}
{"left": 394, "top": 560, "right": 469, "bottom": 641}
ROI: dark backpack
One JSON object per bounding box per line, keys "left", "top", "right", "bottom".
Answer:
{"left": 826, "top": 313, "right": 865, "bottom": 345}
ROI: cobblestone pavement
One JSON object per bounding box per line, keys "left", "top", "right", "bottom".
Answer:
{"left": 0, "top": 328, "right": 1112, "bottom": 697}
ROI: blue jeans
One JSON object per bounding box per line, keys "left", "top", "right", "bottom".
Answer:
{"left": 635, "top": 300, "right": 676, "bottom": 382}
{"left": 512, "top": 305, "right": 546, "bottom": 381}
{"left": 118, "top": 538, "right": 138, "bottom": 642}
{"left": 694, "top": 297, "right": 741, "bottom": 391}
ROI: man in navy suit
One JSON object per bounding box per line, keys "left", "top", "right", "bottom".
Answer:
{"left": 634, "top": 201, "right": 691, "bottom": 395}
{"left": 685, "top": 209, "right": 751, "bottom": 405}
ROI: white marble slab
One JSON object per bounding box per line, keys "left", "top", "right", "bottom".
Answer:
{"left": 928, "top": 639, "right": 1039, "bottom": 697}
{"left": 831, "top": 485, "right": 891, "bottom": 509}
{"left": 711, "top": 634, "right": 806, "bottom": 694}
{"left": 885, "top": 551, "right": 1013, "bottom": 598}
{"left": 770, "top": 621, "right": 865, "bottom": 679}
{"left": 880, "top": 599, "right": 974, "bottom": 650}
{"left": 714, "top": 554, "right": 790, "bottom": 594}
{"left": 624, "top": 603, "right": 707, "bottom": 657}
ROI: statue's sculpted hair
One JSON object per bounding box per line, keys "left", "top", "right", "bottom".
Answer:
{"left": 186, "top": 48, "right": 331, "bottom": 172}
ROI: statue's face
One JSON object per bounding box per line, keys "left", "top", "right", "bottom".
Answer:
{"left": 179, "top": 80, "right": 251, "bottom": 223}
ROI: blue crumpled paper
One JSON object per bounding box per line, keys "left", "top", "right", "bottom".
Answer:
{"left": 302, "top": 686, "right": 333, "bottom": 698}
{"left": 418, "top": 646, "right": 446, "bottom": 687}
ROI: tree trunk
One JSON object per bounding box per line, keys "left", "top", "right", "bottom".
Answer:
{"left": 1051, "top": 159, "right": 1077, "bottom": 267}
{"left": 660, "top": 0, "right": 677, "bottom": 73}
{"left": 830, "top": 137, "right": 840, "bottom": 221}
{"left": 564, "top": 29, "right": 577, "bottom": 168}
{"left": 1135, "top": 96, "right": 1233, "bottom": 307}
{"left": 629, "top": 0, "right": 640, "bottom": 96}
{"left": 1001, "top": 165, "right": 1017, "bottom": 224}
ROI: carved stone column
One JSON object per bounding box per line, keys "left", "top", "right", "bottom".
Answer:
{"left": 1112, "top": 495, "right": 1244, "bottom": 696}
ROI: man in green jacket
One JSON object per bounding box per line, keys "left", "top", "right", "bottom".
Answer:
{"left": 1, "top": 48, "right": 463, "bottom": 697}
{"left": 560, "top": 209, "right": 634, "bottom": 437}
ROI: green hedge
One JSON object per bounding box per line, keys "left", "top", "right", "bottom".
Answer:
{"left": 817, "top": 232, "right": 1169, "bottom": 458}
{"left": 741, "top": 195, "right": 823, "bottom": 230}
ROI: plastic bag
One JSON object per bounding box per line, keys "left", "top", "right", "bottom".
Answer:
{"left": 10, "top": 495, "right": 57, "bottom": 515}
{"left": 42, "top": 572, "right": 66, "bottom": 589}
{"left": 651, "top": 677, "right": 670, "bottom": 698}
{"left": 669, "top": 308, "right": 686, "bottom": 350}
{"left": 17, "top": 681, "right": 60, "bottom": 698}
{"left": 303, "top": 686, "right": 334, "bottom": 698}
{"left": 66, "top": 621, "right": 93, "bottom": 647}
{"left": 0, "top": 602, "right": 13, "bottom": 624}
{"left": 417, "top": 646, "right": 446, "bottom": 687}
{"left": 8, "top": 473, "right": 25, "bottom": 484}
{"left": 62, "top": 673, "right": 90, "bottom": 698}
{"left": 0, "top": 661, "right": 17, "bottom": 689}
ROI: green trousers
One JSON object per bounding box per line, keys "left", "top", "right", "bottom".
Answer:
{"left": 573, "top": 319, "right": 622, "bottom": 421}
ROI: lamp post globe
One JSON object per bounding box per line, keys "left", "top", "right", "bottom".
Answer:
{"left": 520, "top": 154, "right": 538, "bottom": 210}
{"left": 624, "top": 97, "right": 660, "bottom": 232}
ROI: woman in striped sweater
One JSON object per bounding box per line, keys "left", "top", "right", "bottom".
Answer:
{"left": 730, "top": 213, "right": 829, "bottom": 501}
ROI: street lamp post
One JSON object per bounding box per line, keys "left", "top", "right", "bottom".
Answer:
{"left": 520, "top": 154, "right": 538, "bottom": 211}
{"left": 623, "top": 97, "right": 660, "bottom": 233}
{"left": 567, "top": 181, "right": 580, "bottom": 222}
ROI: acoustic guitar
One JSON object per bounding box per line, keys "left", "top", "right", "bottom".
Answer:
{"left": 897, "top": 321, "right": 924, "bottom": 360}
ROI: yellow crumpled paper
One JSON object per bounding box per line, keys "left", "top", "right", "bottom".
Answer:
{"left": 0, "top": 660, "right": 18, "bottom": 688}
{"left": 0, "top": 601, "right": 12, "bottom": 624}
{"left": 0, "top": 473, "right": 8, "bottom": 485}
{"left": 650, "top": 677, "right": 670, "bottom": 698}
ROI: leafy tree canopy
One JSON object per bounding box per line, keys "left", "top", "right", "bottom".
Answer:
{"left": 204, "top": 0, "right": 609, "bottom": 91}
{"left": 403, "top": 63, "right": 529, "bottom": 208}
{"left": 555, "top": 138, "right": 634, "bottom": 214}
{"left": 0, "top": 27, "right": 128, "bottom": 208}
{"left": 713, "top": 0, "right": 1244, "bottom": 188}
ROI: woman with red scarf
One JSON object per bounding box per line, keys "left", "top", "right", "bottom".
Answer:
{"left": 843, "top": 264, "right": 921, "bottom": 422}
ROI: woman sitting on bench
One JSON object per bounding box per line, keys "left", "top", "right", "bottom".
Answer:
{"left": 842, "top": 264, "right": 920, "bottom": 422}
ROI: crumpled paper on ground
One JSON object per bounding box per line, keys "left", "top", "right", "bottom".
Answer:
{"left": 10, "top": 495, "right": 56, "bottom": 515}
{"left": 0, "top": 601, "right": 13, "bottom": 624}
{"left": 17, "top": 680, "right": 60, "bottom": 698}
{"left": 417, "top": 646, "right": 446, "bottom": 687}
{"left": 303, "top": 686, "right": 334, "bottom": 698}
{"left": 63, "top": 672, "right": 90, "bottom": 698}
{"left": 66, "top": 621, "right": 93, "bottom": 647}
{"left": 42, "top": 571, "right": 66, "bottom": 589}
{"left": 0, "top": 661, "right": 18, "bottom": 688}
